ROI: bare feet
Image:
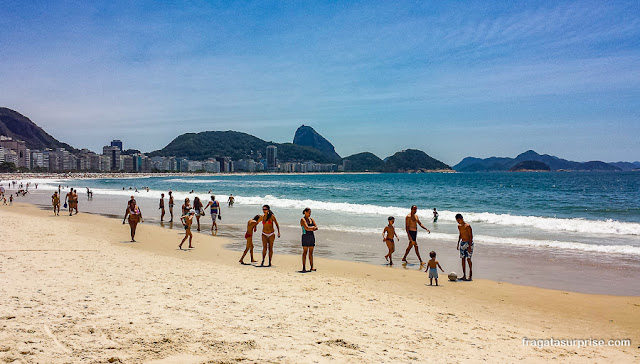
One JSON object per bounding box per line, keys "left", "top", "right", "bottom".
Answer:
{"left": 310, "top": 268, "right": 316, "bottom": 271}
{"left": 384, "top": 255, "right": 388, "bottom": 262}
{"left": 251, "top": 260, "right": 258, "bottom": 263}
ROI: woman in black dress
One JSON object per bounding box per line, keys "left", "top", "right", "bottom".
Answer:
{"left": 300, "top": 208, "right": 318, "bottom": 272}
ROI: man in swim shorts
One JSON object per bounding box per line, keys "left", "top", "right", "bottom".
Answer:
{"left": 159, "top": 193, "right": 165, "bottom": 221}
{"left": 51, "top": 192, "right": 60, "bottom": 216}
{"left": 204, "top": 195, "right": 221, "bottom": 234}
{"left": 168, "top": 191, "right": 174, "bottom": 221}
{"left": 456, "top": 213, "right": 473, "bottom": 281}
{"left": 402, "top": 205, "right": 431, "bottom": 264}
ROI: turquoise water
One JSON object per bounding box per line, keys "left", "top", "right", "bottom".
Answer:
{"left": 18, "top": 171, "right": 640, "bottom": 258}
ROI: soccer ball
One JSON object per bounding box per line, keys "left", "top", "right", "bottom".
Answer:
{"left": 448, "top": 272, "right": 458, "bottom": 281}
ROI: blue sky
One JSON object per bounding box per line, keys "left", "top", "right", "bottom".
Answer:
{"left": 1, "top": 0, "right": 639, "bottom": 164}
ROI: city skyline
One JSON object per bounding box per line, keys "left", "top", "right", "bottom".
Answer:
{"left": 1, "top": 1, "right": 639, "bottom": 164}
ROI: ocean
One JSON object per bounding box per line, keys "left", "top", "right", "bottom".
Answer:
{"left": 6, "top": 171, "right": 640, "bottom": 295}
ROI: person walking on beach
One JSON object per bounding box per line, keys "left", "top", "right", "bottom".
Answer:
{"left": 9, "top": 194, "right": 13, "bottom": 205}
{"left": 64, "top": 190, "right": 73, "bottom": 215}
{"left": 204, "top": 195, "right": 221, "bottom": 234}
{"left": 456, "top": 214, "right": 473, "bottom": 281}
{"left": 159, "top": 193, "right": 165, "bottom": 221}
{"left": 168, "top": 191, "right": 174, "bottom": 221}
{"left": 182, "top": 198, "right": 191, "bottom": 216}
{"left": 433, "top": 208, "right": 439, "bottom": 223}
{"left": 179, "top": 209, "right": 195, "bottom": 249}
{"left": 193, "top": 197, "right": 204, "bottom": 231}
{"left": 228, "top": 194, "right": 235, "bottom": 207}
{"left": 425, "top": 251, "right": 444, "bottom": 286}
{"left": 402, "top": 205, "right": 430, "bottom": 264}
{"left": 300, "top": 208, "right": 318, "bottom": 272}
{"left": 240, "top": 215, "right": 260, "bottom": 264}
{"left": 383, "top": 216, "right": 399, "bottom": 265}
{"left": 123, "top": 202, "right": 143, "bottom": 242}
{"left": 72, "top": 189, "right": 79, "bottom": 214}
{"left": 260, "top": 205, "right": 280, "bottom": 267}
{"left": 52, "top": 192, "right": 60, "bottom": 216}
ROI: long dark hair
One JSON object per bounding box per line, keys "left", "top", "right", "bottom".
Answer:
{"left": 194, "top": 197, "right": 202, "bottom": 209}
{"left": 263, "top": 204, "right": 273, "bottom": 221}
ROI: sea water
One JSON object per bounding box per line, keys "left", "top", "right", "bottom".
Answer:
{"left": 7, "top": 172, "right": 640, "bottom": 295}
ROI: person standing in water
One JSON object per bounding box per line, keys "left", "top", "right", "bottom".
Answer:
{"left": 168, "top": 191, "right": 174, "bottom": 221}
{"left": 433, "top": 208, "right": 439, "bottom": 223}
{"left": 239, "top": 215, "right": 260, "bottom": 264}
{"left": 260, "top": 205, "right": 280, "bottom": 267}
{"left": 159, "top": 193, "right": 165, "bottom": 221}
{"left": 456, "top": 213, "right": 474, "bottom": 281}
{"left": 402, "top": 205, "right": 430, "bottom": 264}
{"left": 300, "top": 208, "right": 318, "bottom": 272}
{"left": 228, "top": 194, "right": 235, "bottom": 207}
{"left": 204, "top": 195, "right": 221, "bottom": 234}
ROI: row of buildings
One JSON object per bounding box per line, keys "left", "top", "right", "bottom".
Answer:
{"left": 0, "top": 137, "right": 341, "bottom": 173}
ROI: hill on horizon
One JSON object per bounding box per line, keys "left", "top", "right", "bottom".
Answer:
{"left": 0, "top": 107, "right": 77, "bottom": 152}
{"left": 509, "top": 160, "right": 551, "bottom": 172}
{"left": 454, "top": 150, "right": 622, "bottom": 172}
{"left": 293, "top": 125, "right": 341, "bottom": 161}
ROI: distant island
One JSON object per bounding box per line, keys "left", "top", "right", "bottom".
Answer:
{"left": 508, "top": 160, "right": 551, "bottom": 172}
{"left": 453, "top": 150, "right": 635, "bottom": 172}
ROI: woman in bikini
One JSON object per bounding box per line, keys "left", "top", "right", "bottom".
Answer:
{"left": 240, "top": 215, "right": 261, "bottom": 264}
{"left": 260, "top": 205, "right": 280, "bottom": 267}
{"left": 168, "top": 191, "right": 174, "bottom": 221}
{"left": 193, "top": 196, "right": 204, "bottom": 231}
{"left": 123, "top": 201, "right": 143, "bottom": 242}
{"left": 300, "top": 208, "right": 318, "bottom": 272}
{"left": 181, "top": 198, "right": 191, "bottom": 227}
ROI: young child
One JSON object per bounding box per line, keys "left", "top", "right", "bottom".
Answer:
{"left": 240, "top": 215, "right": 261, "bottom": 264}
{"left": 425, "top": 251, "right": 444, "bottom": 286}
{"left": 456, "top": 213, "right": 473, "bottom": 281}
{"left": 383, "top": 217, "right": 399, "bottom": 265}
{"left": 433, "top": 208, "right": 439, "bottom": 222}
{"left": 179, "top": 209, "right": 195, "bottom": 250}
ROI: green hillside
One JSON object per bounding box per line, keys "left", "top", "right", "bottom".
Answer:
{"left": 384, "top": 149, "right": 451, "bottom": 172}
{"left": 342, "top": 152, "right": 385, "bottom": 172}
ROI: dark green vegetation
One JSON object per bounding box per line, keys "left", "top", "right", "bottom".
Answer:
{"left": 293, "top": 125, "right": 341, "bottom": 161}
{"left": 0, "top": 162, "right": 18, "bottom": 173}
{"left": 0, "top": 107, "right": 77, "bottom": 152}
{"left": 454, "top": 150, "right": 623, "bottom": 172}
{"left": 508, "top": 160, "right": 551, "bottom": 171}
{"left": 383, "top": 149, "right": 451, "bottom": 172}
{"left": 341, "top": 152, "right": 385, "bottom": 172}
{"left": 149, "top": 131, "right": 336, "bottom": 163}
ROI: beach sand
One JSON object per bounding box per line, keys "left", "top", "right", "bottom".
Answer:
{"left": 0, "top": 203, "right": 638, "bottom": 363}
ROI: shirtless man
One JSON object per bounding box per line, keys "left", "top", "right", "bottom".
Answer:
{"left": 228, "top": 194, "right": 235, "bottom": 207}
{"left": 402, "top": 205, "right": 431, "bottom": 264}
{"left": 159, "top": 193, "right": 166, "bottom": 221}
{"left": 168, "top": 191, "right": 174, "bottom": 221}
{"left": 456, "top": 213, "right": 473, "bottom": 281}
{"left": 239, "top": 215, "right": 260, "bottom": 264}
{"left": 65, "top": 190, "right": 73, "bottom": 216}
{"left": 52, "top": 192, "right": 60, "bottom": 216}
{"left": 72, "top": 189, "right": 79, "bottom": 214}
{"left": 179, "top": 210, "right": 195, "bottom": 249}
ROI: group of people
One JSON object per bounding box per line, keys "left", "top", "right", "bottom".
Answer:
{"left": 1, "top": 181, "right": 37, "bottom": 205}
{"left": 382, "top": 206, "right": 473, "bottom": 282}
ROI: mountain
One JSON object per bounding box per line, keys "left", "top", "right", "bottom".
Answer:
{"left": 383, "top": 149, "right": 451, "bottom": 172}
{"left": 609, "top": 162, "right": 640, "bottom": 171}
{"left": 341, "top": 152, "right": 385, "bottom": 172}
{"left": 454, "top": 150, "right": 622, "bottom": 172}
{"left": 509, "top": 160, "right": 550, "bottom": 172}
{"left": 148, "top": 131, "right": 335, "bottom": 163}
{"left": 293, "top": 125, "right": 341, "bottom": 161}
{"left": 0, "top": 107, "right": 77, "bottom": 152}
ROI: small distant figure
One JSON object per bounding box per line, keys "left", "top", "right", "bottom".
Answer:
{"left": 146, "top": 187, "right": 149, "bottom": 192}
{"left": 383, "top": 216, "right": 399, "bottom": 265}
{"left": 456, "top": 213, "right": 473, "bottom": 281}
{"left": 9, "top": 194, "right": 13, "bottom": 205}
{"left": 189, "top": 190, "right": 194, "bottom": 194}
{"left": 35, "top": 183, "right": 38, "bottom": 189}
{"left": 402, "top": 205, "right": 430, "bottom": 264}
{"left": 425, "top": 251, "right": 444, "bottom": 286}
{"left": 179, "top": 210, "right": 195, "bottom": 249}
{"left": 433, "top": 208, "right": 438, "bottom": 223}
{"left": 86, "top": 187, "right": 93, "bottom": 200}
{"left": 159, "top": 193, "right": 165, "bottom": 221}
{"left": 239, "top": 215, "right": 260, "bottom": 264}
{"left": 134, "top": 187, "right": 138, "bottom": 193}
{"left": 58, "top": 185, "right": 61, "bottom": 194}
{"left": 168, "top": 191, "right": 174, "bottom": 221}
{"left": 228, "top": 194, "right": 235, "bottom": 207}
{"left": 52, "top": 192, "right": 60, "bottom": 216}
{"left": 65, "top": 190, "right": 73, "bottom": 215}
{"left": 300, "top": 208, "right": 318, "bottom": 272}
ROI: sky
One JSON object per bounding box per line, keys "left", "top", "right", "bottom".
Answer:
{"left": 1, "top": 0, "right": 639, "bottom": 165}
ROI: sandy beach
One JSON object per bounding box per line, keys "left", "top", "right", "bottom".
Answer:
{"left": 0, "top": 203, "right": 637, "bottom": 363}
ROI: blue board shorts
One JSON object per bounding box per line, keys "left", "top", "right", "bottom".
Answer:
{"left": 460, "top": 241, "right": 473, "bottom": 259}
{"left": 429, "top": 268, "right": 438, "bottom": 279}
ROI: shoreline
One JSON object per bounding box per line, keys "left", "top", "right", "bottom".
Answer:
{"left": 0, "top": 203, "right": 638, "bottom": 362}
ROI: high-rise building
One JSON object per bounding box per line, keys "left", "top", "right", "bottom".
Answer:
{"left": 110, "top": 140, "right": 123, "bottom": 152}
{"left": 102, "top": 146, "right": 121, "bottom": 171}
{"left": 266, "top": 145, "right": 278, "bottom": 171}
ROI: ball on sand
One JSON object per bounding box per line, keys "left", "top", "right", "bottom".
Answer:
{"left": 448, "top": 272, "right": 458, "bottom": 281}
